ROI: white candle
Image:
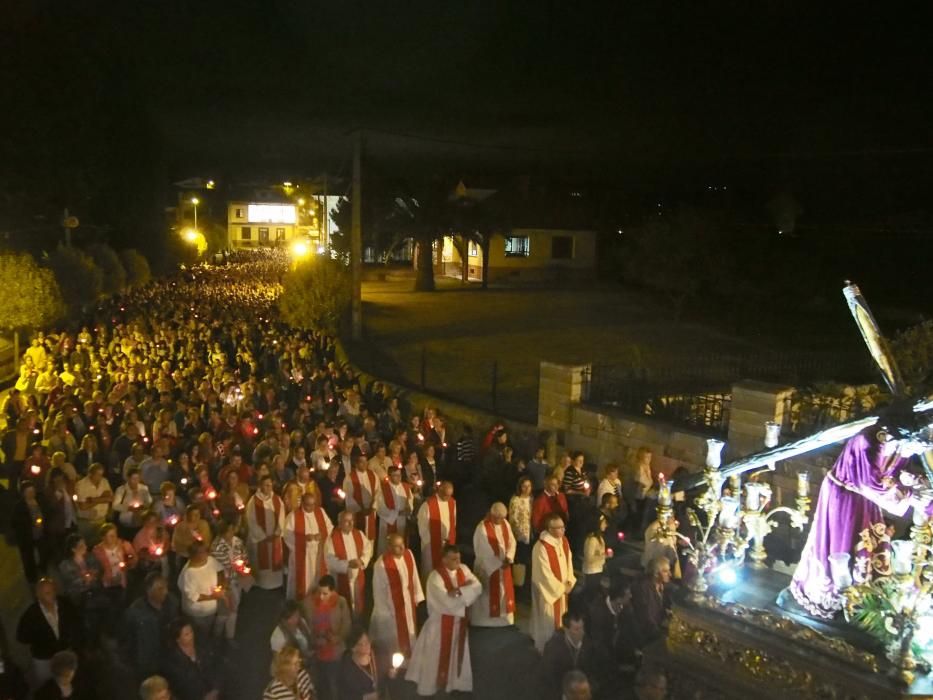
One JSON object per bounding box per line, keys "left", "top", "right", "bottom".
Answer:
{"left": 797, "top": 471, "right": 809, "bottom": 497}
{"left": 392, "top": 653, "right": 405, "bottom": 669}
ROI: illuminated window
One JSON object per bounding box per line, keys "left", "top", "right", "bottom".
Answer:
{"left": 241, "top": 226, "right": 251, "bottom": 240}
{"left": 504, "top": 236, "right": 530, "bottom": 257}
{"left": 551, "top": 236, "right": 574, "bottom": 259}
{"left": 469, "top": 242, "right": 478, "bottom": 257}
{"left": 275, "top": 228, "right": 286, "bottom": 241}
{"left": 247, "top": 204, "right": 297, "bottom": 224}
{"left": 259, "top": 227, "right": 270, "bottom": 242}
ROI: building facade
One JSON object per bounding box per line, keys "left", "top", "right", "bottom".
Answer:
{"left": 227, "top": 201, "right": 324, "bottom": 250}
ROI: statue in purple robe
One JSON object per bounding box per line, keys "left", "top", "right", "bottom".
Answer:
{"left": 790, "top": 427, "right": 931, "bottom": 619}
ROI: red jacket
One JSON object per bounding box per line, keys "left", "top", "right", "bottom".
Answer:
{"left": 532, "top": 491, "right": 569, "bottom": 533}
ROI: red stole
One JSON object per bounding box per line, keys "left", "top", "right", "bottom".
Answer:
{"left": 380, "top": 479, "right": 411, "bottom": 534}
{"left": 483, "top": 519, "right": 515, "bottom": 618}
{"left": 331, "top": 528, "right": 366, "bottom": 615}
{"left": 294, "top": 507, "right": 330, "bottom": 599}
{"left": 436, "top": 565, "right": 468, "bottom": 689}
{"left": 383, "top": 550, "right": 417, "bottom": 655}
{"left": 254, "top": 495, "right": 283, "bottom": 571}
{"left": 542, "top": 536, "right": 572, "bottom": 630}
{"left": 427, "top": 496, "right": 456, "bottom": 570}
{"left": 350, "top": 469, "right": 377, "bottom": 540}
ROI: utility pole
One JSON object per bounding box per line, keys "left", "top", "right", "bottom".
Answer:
{"left": 350, "top": 130, "right": 363, "bottom": 341}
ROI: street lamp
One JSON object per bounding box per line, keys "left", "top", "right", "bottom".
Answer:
{"left": 190, "top": 197, "right": 199, "bottom": 231}
{"left": 291, "top": 240, "right": 310, "bottom": 259}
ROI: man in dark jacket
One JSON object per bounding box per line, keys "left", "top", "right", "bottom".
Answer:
{"left": 539, "top": 611, "right": 599, "bottom": 700}
{"left": 16, "top": 579, "right": 81, "bottom": 687}
{"left": 122, "top": 573, "right": 180, "bottom": 681}
{"left": 632, "top": 556, "right": 673, "bottom": 644}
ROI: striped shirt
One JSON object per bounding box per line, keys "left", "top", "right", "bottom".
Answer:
{"left": 209, "top": 535, "right": 248, "bottom": 581}
{"left": 561, "top": 466, "right": 587, "bottom": 494}
{"left": 262, "top": 669, "right": 314, "bottom": 700}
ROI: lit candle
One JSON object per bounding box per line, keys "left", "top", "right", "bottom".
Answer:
{"left": 33, "top": 428, "right": 40, "bottom": 435}
{"left": 72, "top": 494, "right": 78, "bottom": 502}
{"left": 35, "top": 517, "right": 43, "bottom": 526}
{"left": 168, "top": 514, "right": 180, "bottom": 526}
{"left": 193, "top": 532, "right": 203, "bottom": 542}
{"left": 417, "top": 433, "right": 424, "bottom": 442}
{"left": 206, "top": 489, "right": 217, "bottom": 500}
{"left": 415, "top": 479, "right": 423, "bottom": 488}
{"left": 212, "top": 509, "right": 220, "bottom": 517}
{"left": 234, "top": 558, "right": 245, "bottom": 569}
{"left": 180, "top": 477, "right": 189, "bottom": 485}
{"left": 392, "top": 653, "right": 405, "bottom": 669}
{"left": 797, "top": 472, "right": 809, "bottom": 498}
{"left": 241, "top": 566, "right": 251, "bottom": 575}
{"left": 617, "top": 531, "right": 625, "bottom": 541}
{"left": 214, "top": 585, "right": 223, "bottom": 594}
{"left": 118, "top": 561, "right": 126, "bottom": 569}
{"left": 30, "top": 465, "right": 41, "bottom": 475}
{"left": 153, "top": 545, "right": 164, "bottom": 557}
{"left": 336, "top": 488, "right": 346, "bottom": 500}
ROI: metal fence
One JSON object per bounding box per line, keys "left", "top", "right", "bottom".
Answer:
{"left": 584, "top": 350, "right": 877, "bottom": 437}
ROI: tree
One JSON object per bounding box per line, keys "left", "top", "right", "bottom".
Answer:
{"left": 87, "top": 243, "right": 127, "bottom": 294}
{"left": 892, "top": 320, "right": 933, "bottom": 394}
{"left": 278, "top": 256, "right": 352, "bottom": 335}
{"left": 119, "top": 248, "right": 151, "bottom": 288}
{"left": 48, "top": 245, "right": 103, "bottom": 312}
{"left": 0, "top": 251, "right": 64, "bottom": 367}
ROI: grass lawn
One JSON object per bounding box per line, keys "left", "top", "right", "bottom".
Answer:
{"left": 349, "top": 277, "right": 772, "bottom": 423}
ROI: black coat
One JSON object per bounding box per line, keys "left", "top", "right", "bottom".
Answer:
{"left": 162, "top": 645, "right": 218, "bottom": 700}
{"left": 15, "top": 598, "right": 81, "bottom": 661}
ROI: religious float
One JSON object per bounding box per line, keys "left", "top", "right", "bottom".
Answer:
{"left": 645, "top": 283, "right": 933, "bottom": 699}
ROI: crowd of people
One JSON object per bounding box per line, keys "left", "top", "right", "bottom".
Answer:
{"left": 0, "top": 249, "right": 676, "bottom": 700}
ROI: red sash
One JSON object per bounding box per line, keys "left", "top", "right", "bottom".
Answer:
{"left": 436, "top": 565, "right": 468, "bottom": 689}
{"left": 427, "top": 497, "right": 456, "bottom": 570}
{"left": 542, "top": 536, "right": 571, "bottom": 630}
{"left": 483, "top": 519, "right": 515, "bottom": 618}
{"left": 331, "top": 529, "right": 366, "bottom": 615}
{"left": 381, "top": 479, "right": 411, "bottom": 534}
{"left": 293, "top": 508, "right": 331, "bottom": 599}
{"left": 383, "top": 550, "right": 416, "bottom": 655}
{"left": 350, "top": 470, "right": 377, "bottom": 540}
{"left": 254, "top": 495, "right": 283, "bottom": 571}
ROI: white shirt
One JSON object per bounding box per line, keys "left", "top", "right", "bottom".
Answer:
{"left": 40, "top": 603, "right": 59, "bottom": 639}
{"left": 75, "top": 476, "right": 112, "bottom": 521}
{"left": 179, "top": 556, "right": 224, "bottom": 617}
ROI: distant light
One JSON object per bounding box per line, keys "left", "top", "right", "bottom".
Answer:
{"left": 206, "top": 180, "right": 215, "bottom": 190}
{"left": 184, "top": 229, "right": 198, "bottom": 242}
{"left": 316, "top": 245, "right": 326, "bottom": 254}
{"left": 190, "top": 197, "right": 199, "bottom": 205}
{"left": 283, "top": 181, "right": 293, "bottom": 187}
{"left": 291, "top": 240, "right": 310, "bottom": 258}
{"left": 297, "top": 197, "right": 306, "bottom": 206}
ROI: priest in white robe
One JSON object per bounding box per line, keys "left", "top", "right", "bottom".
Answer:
{"left": 283, "top": 491, "right": 333, "bottom": 599}
{"left": 245, "top": 474, "right": 285, "bottom": 590}
{"left": 371, "top": 533, "right": 424, "bottom": 670}
{"left": 343, "top": 455, "right": 379, "bottom": 542}
{"left": 406, "top": 544, "right": 482, "bottom": 696}
{"left": 416, "top": 481, "right": 457, "bottom": 577}
{"left": 375, "top": 466, "right": 413, "bottom": 554}
{"left": 471, "top": 502, "right": 517, "bottom": 627}
{"left": 325, "top": 510, "right": 373, "bottom": 616}
{"left": 531, "top": 513, "right": 576, "bottom": 652}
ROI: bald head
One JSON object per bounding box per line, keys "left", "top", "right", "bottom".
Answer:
{"left": 490, "top": 502, "right": 507, "bottom": 522}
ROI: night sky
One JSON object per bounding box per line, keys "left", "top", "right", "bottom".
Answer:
{"left": 1, "top": 2, "right": 931, "bottom": 281}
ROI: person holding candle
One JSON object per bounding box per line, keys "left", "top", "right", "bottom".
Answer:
{"left": 58, "top": 534, "right": 103, "bottom": 611}
{"left": 177, "top": 540, "right": 226, "bottom": 641}
{"left": 75, "top": 464, "right": 112, "bottom": 548}
{"left": 209, "top": 518, "right": 250, "bottom": 644}
{"left": 316, "top": 461, "right": 345, "bottom": 523}
{"left": 596, "top": 463, "right": 623, "bottom": 506}
{"left": 582, "top": 513, "right": 610, "bottom": 599}
{"left": 508, "top": 476, "right": 534, "bottom": 596}
{"left": 112, "top": 468, "right": 152, "bottom": 539}
{"left": 217, "top": 470, "right": 249, "bottom": 525}
{"left": 11, "top": 480, "right": 49, "bottom": 585}
{"left": 269, "top": 600, "right": 315, "bottom": 668}
{"left": 343, "top": 455, "right": 379, "bottom": 544}
{"left": 246, "top": 474, "right": 286, "bottom": 590}
{"left": 172, "top": 505, "right": 213, "bottom": 565}
{"left": 154, "top": 481, "right": 184, "bottom": 531}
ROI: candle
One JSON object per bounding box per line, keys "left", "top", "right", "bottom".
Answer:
{"left": 72, "top": 494, "right": 78, "bottom": 502}
{"left": 241, "top": 566, "right": 251, "bottom": 575}
{"left": 606, "top": 547, "right": 614, "bottom": 558}
{"left": 392, "top": 653, "right": 405, "bottom": 669}
{"left": 417, "top": 433, "right": 424, "bottom": 442}
{"left": 212, "top": 509, "right": 220, "bottom": 517}
{"left": 214, "top": 585, "right": 223, "bottom": 594}
{"left": 35, "top": 517, "right": 43, "bottom": 526}
{"left": 118, "top": 561, "right": 126, "bottom": 569}
{"left": 415, "top": 479, "right": 423, "bottom": 487}
{"left": 657, "top": 475, "right": 672, "bottom": 507}
{"left": 745, "top": 482, "right": 764, "bottom": 511}
{"left": 336, "top": 488, "right": 346, "bottom": 499}
{"left": 30, "top": 465, "right": 41, "bottom": 475}
{"left": 797, "top": 472, "right": 809, "bottom": 497}
{"left": 193, "top": 532, "right": 203, "bottom": 542}
{"left": 706, "top": 439, "right": 725, "bottom": 470}
{"left": 180, "top": 477, "right": 189, "bottom": 486}
{"left": 206, "top": 489, "right": 217, "bottom": 500}
{"left": 153, "top": 545, "right": 164, "bottom": 557}
{"left": 617, "top": 531, "right": 625, "bottom": 541}
{"left": 764, "top": 421, "right": 781, "bottom": 449}
{"left": 234, "top": 558, "right": 245, "bottom": 569}
{"left": 168, "top": 514, "right": 179, "bottom": 526}
{"left": 33, "top": 428, "right": 40, "bottom": 435}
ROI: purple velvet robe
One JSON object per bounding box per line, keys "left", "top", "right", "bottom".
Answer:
{"left": 790, "top": 430, "right": 911, "bottom": 619}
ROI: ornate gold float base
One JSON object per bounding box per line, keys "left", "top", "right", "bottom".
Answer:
{"left": 643, "top": 590, "right": 933, "bottom": 699}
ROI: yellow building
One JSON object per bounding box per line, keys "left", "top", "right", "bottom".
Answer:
{"left": 227, "top": 201, "right": 323, "bottom": 250}
{"left": 441, "top": 227, "right": 597, "bottom": 283}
